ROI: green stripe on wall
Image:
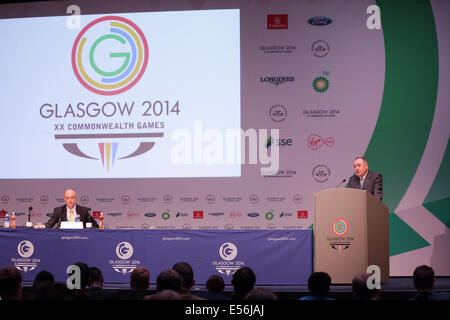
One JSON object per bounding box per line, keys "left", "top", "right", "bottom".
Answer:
{"left": 368, "top": 0, "right": 439, "bottom": 212}
{"left": 389, "top": 212, "right": 430, "bottom": 256}
{"left": 368, "top": 0, "right": 439, "bottom": 256}
{"left": 423, "top": 137, "right": 450, "bottom": 228}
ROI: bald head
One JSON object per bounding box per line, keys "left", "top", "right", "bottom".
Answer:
{"left": 64, "top": 189, "right": 77, "bottom": 209}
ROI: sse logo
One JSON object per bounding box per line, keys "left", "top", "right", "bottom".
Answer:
{"left": 72, "top": 16, "right": 149, "bottom": 95}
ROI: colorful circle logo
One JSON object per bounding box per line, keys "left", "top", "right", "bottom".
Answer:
{"left": 72, "top": 16, "right": 149, "bottom": 96}
{"left": 312, "top": 76, "right": 329, "bottom": 93}
{"left": 332, "top": 218, "right": 348, "bottom": 236}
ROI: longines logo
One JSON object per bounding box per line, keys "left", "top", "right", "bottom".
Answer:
{"left": 260, "top": 76, "right": 295, "bottom": 86}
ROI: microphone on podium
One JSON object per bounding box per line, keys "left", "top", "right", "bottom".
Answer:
{"left": 335, "top": 179, "right": 347, "bottom": 188}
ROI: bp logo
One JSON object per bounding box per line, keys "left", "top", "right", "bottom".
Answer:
{"left": 11, "top": 240, "right": 39, "bottom": 272}
{"left": 213, "top": 242, "right": 243, "bottom": 276}
{"left": 162, "top": 212, "right": 170, "bottom": 220}
{"left": 312, "top": 76, "right": 329, "bottom": 93}
{"left": 109, "top": 241, "right": 140, "bottom": 275}
{"left": 265, "top": 211, "right": 274, "bottom": 220}
{"left": 72, "top": 16, "right": 149, "bottom": 95}
{"left": 332, "top": 218, "right": 348, "bottom": 236}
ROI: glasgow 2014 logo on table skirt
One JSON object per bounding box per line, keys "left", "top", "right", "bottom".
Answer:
{"left": 212, "top": 242, "right": 244, "bottom": 276}
{"left": 10, "top": 240, "right": 40, "bottom": 272}
{"left": 109, "top": 241, "right": 141, "bottom": 275}
{"left": 71, "top": 16, "right": 149, "bottom": 96}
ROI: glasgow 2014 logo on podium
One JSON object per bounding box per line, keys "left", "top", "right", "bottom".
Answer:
{"left": 327, "top": 218, "right": 353, "bottom": 252}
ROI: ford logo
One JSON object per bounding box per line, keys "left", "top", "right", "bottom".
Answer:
{"left": 308, "top": 16, "right": 332, "bottom": 26}
{"left": 247, "top": 212, "right": 260, "bottom": 218}
{"left": 145, "top": 212, "right": 157, "bottom": 217}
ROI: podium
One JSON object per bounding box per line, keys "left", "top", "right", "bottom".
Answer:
{"left": 314, "top": 188, "right": 389, "bottom": 283}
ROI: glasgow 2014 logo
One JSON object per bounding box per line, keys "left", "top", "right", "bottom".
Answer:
{"left": 71, "top": 16, "right": 149, "bottom": 95}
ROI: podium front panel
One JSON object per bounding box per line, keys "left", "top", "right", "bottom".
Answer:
{"left": 314, "top": 189, "right": 368, "bottom": 283}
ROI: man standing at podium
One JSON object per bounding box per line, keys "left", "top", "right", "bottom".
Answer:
{"left": 347, "top": 157, "right": 383, "bottom": 201}
{"left": 43, "top": 189, "right": 99, "bottom": 228}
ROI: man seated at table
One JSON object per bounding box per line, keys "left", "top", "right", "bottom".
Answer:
{"left": 37, "top": 189, "right": 98, "bottom": 228}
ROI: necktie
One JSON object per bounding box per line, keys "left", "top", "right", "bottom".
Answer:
{"left": 68, "top": 209, "right": 75, "bottom": 222}
{"left": 360, "top": 177, "right": 365, "bottom": 189}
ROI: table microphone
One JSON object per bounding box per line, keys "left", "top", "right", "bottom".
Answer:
{"left": 26, "top": 206, "right": 33, "bottom": 227}
{"left": 336, "top": 179, "right": 347, "bottom": 188}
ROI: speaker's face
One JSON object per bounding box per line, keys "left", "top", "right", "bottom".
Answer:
{"left": 64, "top": 189, "right": 77, "bottom": 209}
{"left": 353, "top": 158, "right": 368, "bottom": 178}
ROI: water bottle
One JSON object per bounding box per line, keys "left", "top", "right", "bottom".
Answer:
{"left": 4, "top": 212, "right": 10, "bottom": 228}
{"left": 11, "top": 212, "right": 16, "bottom": 228}
{"left": 99, "top": 212, "right": 104, "bottom": 229}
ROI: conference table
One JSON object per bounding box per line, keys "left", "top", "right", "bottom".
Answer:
{"left": 0, "top": 228, "right": 312, "bottom": 285}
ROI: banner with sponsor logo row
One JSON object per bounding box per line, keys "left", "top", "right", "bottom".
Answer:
{"left": 0, "top": 0, "right": 449, "bottom": 276}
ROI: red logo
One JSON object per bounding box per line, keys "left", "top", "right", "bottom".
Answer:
{"left": 0, "top": 210, "right": 6, "bottom": 218}
{"left": 193, "top": 211, "right": 204, "bottom": 219}
{"left": 267, "top": 14, "right": 288, "bottom": 30}
{"left": 307, "top": 134, "right": 335, "bottom": 150}
{"left": 297, "top": 210, "right": 308, "bottom": 219}
{"left": 92, "top": 211, "right": 102, "bottom": 219}
{"left": 127, "top": 211, "right": 140, "bottom": 218}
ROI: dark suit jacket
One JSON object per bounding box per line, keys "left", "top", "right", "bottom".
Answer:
{"left": 347, "top": 170, "right": 383, "bottom": 201}
{"left": 44, "top": 204, "right": 99, "bottom": 228}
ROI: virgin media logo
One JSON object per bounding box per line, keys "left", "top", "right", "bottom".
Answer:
{"left": 307, "top": 134, "right": 334, "bottom": 150}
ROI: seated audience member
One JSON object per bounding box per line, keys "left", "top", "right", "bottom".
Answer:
{"left": 86, "top": 267, "right": 117, "bottom": 300}
{"left": 411, "top": 265, "right": 450, "bottom": 300}
{"left": 144, "top": 289, "right": 182, "bottom": 300}
{"left": 352, "top": 273, "right": 380, "bottom": 300}
{"left": 172, "top": 261, "right": 204, "bottom": 300}
{"left": 156, "top": 269, "right": 183, "bottom": 293}
{"left": 32, "top": 280, "right": 59, "bottom": 300}
{"left": 196, "top": 275, "right": 229, "bottom": 300}
{"left": 299, "top": 272, "right": 334, "bottom": 300}
{"left": 33, "top": 270, "right": 55, "bottom": 285}
{"left": 20, "top": 270, "right": 56, "bottom": 300}
{"left": 245, "top": 287, "right": 278, "bottom": 300}
{"left": 230, "top": 267, "right": 256, "bottom": 300}
{"left": 0, "top": 266, "right": 23, "bottom": 300}
{"left": 121, "top": 267, "right": 151, "bottom": 300}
